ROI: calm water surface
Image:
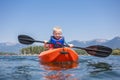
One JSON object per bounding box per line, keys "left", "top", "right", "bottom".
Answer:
{"left": 0, "top": 55, "right": 120, "bottom": 80}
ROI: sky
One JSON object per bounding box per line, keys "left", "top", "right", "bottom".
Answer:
{"left": 0, "top": 0, "right": 120, "bottom": 43}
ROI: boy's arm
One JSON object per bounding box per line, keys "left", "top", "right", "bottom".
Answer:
{"left": 64, "top": 38, "right": 74, "bottom": 48}
{"left": 43, "top": 40, "right": 49, "bottom": 48}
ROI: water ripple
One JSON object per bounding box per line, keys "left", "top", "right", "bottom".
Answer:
{"left": 0, "top": 55, "right": 120, "bottom": 80}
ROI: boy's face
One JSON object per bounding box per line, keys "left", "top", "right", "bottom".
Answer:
{"left": 53, "top": 31, "right": 62, "bottom": 39}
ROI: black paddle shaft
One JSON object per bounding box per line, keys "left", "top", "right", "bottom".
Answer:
{"left": 18, "top": 35, "right": 112, "bottom": 57}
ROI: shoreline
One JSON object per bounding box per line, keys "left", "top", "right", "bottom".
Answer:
{"left": 0, "top": 54, "right": 38, "bottom": 56}
{"left": 0, "top": 54, "right": 120, "bottom": 56}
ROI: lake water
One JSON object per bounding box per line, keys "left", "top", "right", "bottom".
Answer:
{"left": 0, "top": 55, "right": 120, "bottom": 80}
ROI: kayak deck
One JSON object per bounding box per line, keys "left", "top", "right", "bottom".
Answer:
{"left": 38, "top": 47, "right": 78, "bottom": 63}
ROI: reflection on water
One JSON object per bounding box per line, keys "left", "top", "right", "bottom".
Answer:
{"left": 88, "top": 62, "right": 112, "bottom": 75}
{"left": 40, "top": 62, "right": 78, "bottom": 70}
{"left": 40, "top": 62, "right": 79, "bottom": 80}
{"left": 44, "top": 71, "right": 78, "bottom": 80}
{"left": 13, "top": 65, "right": 32, "bottom": 80}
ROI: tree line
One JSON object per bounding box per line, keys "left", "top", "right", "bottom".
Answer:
{"left": 20, "top": 46, "right": 45, "bottom": 55}
{"left": 20, "top": 46, "right": 120, "bottom": 55}
{"left": 0, "top": 52, "right": 16, "bottom": 55}
{"left": 112, "top": 48, "right": 120, "bottom": 55}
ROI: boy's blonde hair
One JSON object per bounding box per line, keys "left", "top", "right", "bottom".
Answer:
{"left": 53, "top": 27, "right": 62, "bottom": 33}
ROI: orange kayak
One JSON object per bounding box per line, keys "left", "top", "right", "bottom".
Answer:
{"left": 38, "top": 47, "right": 79, "bottom": 63}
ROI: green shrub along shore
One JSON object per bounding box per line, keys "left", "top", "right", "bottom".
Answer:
{"left": 0, "top": 52, "right": 16, "bottom": 55}
{"left": 0, "top": 46, "right": 120, "bottom": 55}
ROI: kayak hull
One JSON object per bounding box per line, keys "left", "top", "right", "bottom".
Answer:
{"left": 38, "top": 47, "right": 79, "bottom": 63}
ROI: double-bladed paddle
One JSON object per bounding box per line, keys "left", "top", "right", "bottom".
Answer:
{"left": 18, "top": 35, "right": 112, "bottom": 57}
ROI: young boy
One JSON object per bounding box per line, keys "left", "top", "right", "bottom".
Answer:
{"left": 44, "top": 27, "right": 73, "bottom": 49}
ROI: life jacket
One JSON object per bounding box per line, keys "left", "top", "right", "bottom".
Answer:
{"left": 49, "top": 36, "right": 65, "bottom": 48}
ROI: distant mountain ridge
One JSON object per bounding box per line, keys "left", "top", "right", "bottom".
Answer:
{"left": 102, "top": 36, "right": 120, "bottom": 49}
{"left": 0, "top": 42, "right": 27, "bottom": 54}
{"left": 69, "top": 36, "right": 120, "bottom": 49}
{"left": 0, "top": 36, "right": 120, "bottom": 54}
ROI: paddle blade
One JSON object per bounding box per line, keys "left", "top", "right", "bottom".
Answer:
{"left": 18, "top": 35, "right": 35, "bottom": 45}
{"left": 86, "top": 45, "right": 112, "bottom": 57}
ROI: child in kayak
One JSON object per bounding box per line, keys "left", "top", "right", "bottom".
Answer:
{"left": 44, "top": 27, "right": 73, "bottom": 49}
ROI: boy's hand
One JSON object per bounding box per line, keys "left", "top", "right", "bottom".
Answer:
{"left": 44, "top": 40, "right": 48, "bottom": 43}
{"left": 68, "top": 44, "right": 74, "bottom": 48}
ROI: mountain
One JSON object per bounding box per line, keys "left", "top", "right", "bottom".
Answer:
{"left": 0, "top": 42, "right": 27, "bottom": 54}
{"left": 69, "top": 39, "right": 108, "bottom": 47}
{"left": 69, "top": 36, "right": 120, "bottom": 49}
{"left": 103, "top": 36, "right": 120, "bottom": 49}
